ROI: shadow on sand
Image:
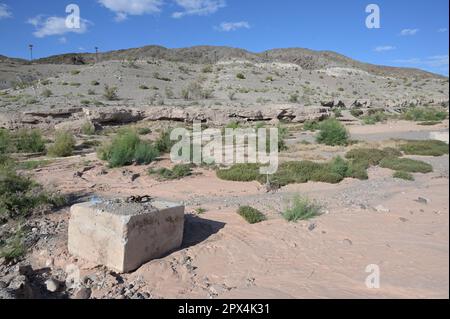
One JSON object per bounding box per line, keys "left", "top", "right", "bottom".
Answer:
{"left": 181, "top": 214, "right": 225, "bottom": 249}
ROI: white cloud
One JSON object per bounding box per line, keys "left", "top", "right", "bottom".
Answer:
{"left": 0, "top": 3, "right": 12, "bottom": 20}
{"left": 400, "top": 28, "right": 419, "bottom": 36}
{"left": 438, "top": 28, "right": 448, "bottom": 33}
{"left": 27, "top": 15, "right": 91, "bottom": 38}
{"left": 394, "top": 55, "right": 449, "bottom": 68}
{"left": 98, "top": 0, "right": 163, "bottom": 21}
{"left": 216, "top": 21, "right": 250, "bottom": 32}
{"left": 374, "top": 45, "right": 396, "bottom": 52}
{"left": 172, "top": 0, "right": 226, "bottom": 18}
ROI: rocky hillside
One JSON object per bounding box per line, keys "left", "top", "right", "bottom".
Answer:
{"left": 0, "top": 45, "right": 448, "bottom": 130}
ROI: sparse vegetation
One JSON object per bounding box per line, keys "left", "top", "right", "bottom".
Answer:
{"left": 149, "top": 164, "right": 193, "bottom": 180}
{"left": 393, "top": 171, "right": 414, "bottom": 181}
{"left": 98, "top": 129, "right": 159, "bottom": 167}
{"left": 103, "top": 85, "right": 119, "bottom": 101}
{"left": 303, "top": 120, "right": 320, "bottom": 132}
{"left": 48, "top": 131, "right": 76, "bottom": 157}
{"left": 237, "top": 206, "right": 266, "bottom": 224}
{"left": 402, "top": 107, "right": 447, "bottom": 122}
{"left": 81, "top": 122, "right": 96, "bottom": 135}
{"left": 316, "top": 119, "right": 349, "bottom": 146}
{"left": 15, "top": 129, "right": 46, "bottom": 153}
{"left": 41, "top": 89, "right": 53, "bottom": 98}
{"left": 399, "top": 140, "right": 449, "bottom": 157}
{"left": 236, "top": 73, "right": 246, "bottom": 80}
{"left": 282, "top": 196, "right": 322, "bottom": 222}
{"left": 380, "top": 157, "right": 433, "bottom": 173}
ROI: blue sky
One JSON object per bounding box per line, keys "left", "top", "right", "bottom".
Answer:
{"left": 0, "top": 0, "right": 448, "bottom": 75}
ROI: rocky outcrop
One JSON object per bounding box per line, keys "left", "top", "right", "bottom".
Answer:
{"left": 84, "top": 108, "right": 144, "bottom": 125}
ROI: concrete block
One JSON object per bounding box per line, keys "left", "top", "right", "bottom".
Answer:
{"left": 68, "top": 200, "right": 185, "bottom": 273}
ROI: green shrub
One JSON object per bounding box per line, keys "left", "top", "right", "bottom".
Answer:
{"left": 139, "top": 85, "right": 149, "bottom": 90}
{"left": 81, "top": 122, "right": 96, "bottom": 135}
{"left": 418, "top": 121, "right": 442, "bottom": 126}
{"left": 155, "top": 130, "right": 175, "bottom": 154}
{"left": 316, "top": 119, "right": 349, "bottom": 146}
{"left": 403, "top": 107, "right": 447, "bottom": 122}
{"left": 303, "top": 120, "right": 320, "bottom": 132}
{"left": 236, "top": 73, "right": 246, "bottom": 80}
{"left": 98, "top": 130, "right": 159, "bottom": 167}
{"left": 237, "top": 206, "right": 266, "bottom": 224}
{"left": 216, "top": 163, "right": 261, "bottom": 182}
{"left": 47, "top": 131, "right": 75, "bottom": 157}
{"left": 393, "top": 171, "right": 414, "bottom": 181}
{"left": 380, "top": 157, "right": 433, "bottom": 173}
{"left": 17, "top": 160, "right": 51, "bottom": 170}
{"left": 0, "top": 129, "right": 12, "bottom": 154}
{"left": 71, "top": 70, "right": 81, "bottom": 75}
{"left": 345, "top": 148, "right": 402, "bottom": 167}
{"left": 15, "top": 129, "right": 46, "bottom": 153}
{"left": 289, "top": 93, "right": 299, "bottom": 103}
{"left": 350, "top": 109, "right": 364, "bottom": 118}
{"left": 134, "top": 142, "right": 159, "bottom": 165}
{"left": 362, "top": 111, "right": 388, "bottom": 125}
{"left": 137, "top": 127, "right": 151, "bottom": 135}
{"left": 149, "top": 164, "right": 192, "bottom": 180}
{"left": 400, "top": 140, "right": 449, "bottom": 157}
{"left": 0, "top": 227, "right": 26, "bottom": 261}
{"left": 202, "top": 65, "right": 213, "bottom": 73}
{"left": 41, "top": 89, "right": 53, "bottom": 98}
{"left": 282, "top": 196, "right": 322, "bottom": 222}
{"left": 91, "top": 80, "right": 100, "bottom": 86}
{"left": 103, "top": 85, "right": 119, "bottom": 101}
{"left": 0, "top": 165, "right": 65, "bottom": 223}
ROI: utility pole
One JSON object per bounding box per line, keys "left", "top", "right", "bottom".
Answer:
{"left": 95, "top": 46, "right": 99, "bottom": 63}
{"left": 29, "top": 44, "right": 34, "bottom": 61}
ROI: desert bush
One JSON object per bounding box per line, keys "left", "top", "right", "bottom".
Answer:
{"left": 81, "top": 122, "right": 96, "bottom": 135}
{"left": 303, "top": 120, "right": 320, "bottom": 132}
{"left": 202, "top": 65, "right": 213, "bottom": 73}
{"left": 289, "top": 93, "right": 299, "bottom": 103}
{"left": 400, "top": 140, "right": 449, "bottom": 157}
{"left": 71, "top": 70, "right": 80, "bottom": 75}
{"left": 393, "top": 171, "right": 414, "bottom": 181}
{"left": 87, "top": 89, "right": 96, "bottom": 95}
{"left": 134, "top": 142, "right": 159, "bottom": 165}
{"left": 333, "top": 109, "right": 343, "bottom": 118}
{"left": 153, "top": 72, "right": 172, "bottom": 82}
{"left": 402, "top": 107, "right": 447, "bottom": 122}
{"left": 0, "top": 227, "right": 26, "bottom": 261}
{"left": 98, "top": 129, "right": 159, "bottom": 167}
{"left": 41, "top": 89, "right": 53, "bottom": 98}
{"left": 316, "top": 119, "right": 349, "bottom": 146}
{"left": 15, "top": 129, "right": 46, "bottom": 153}
{"left": 149, "top": 164, "right": 192, "bottom": 180}
{"left": 0, "top": 165, "right": 65, "bottom": 223}
{"left": 228, "top": 91, "right": 236, "bottom": 101}
{"left": 236, "top": 73, "right": 246, "bottom": 80}
{"left": 139, "top": 85, "right": 149, "bottom": 90}
{"left": 48, "top": 131, "right": 75, "bottom": 157}
{"left": 216, "top": 163, "right": 262, "bottom": 182}
{"left": 345, "top": 148, "right": 401, "bottom": 167}
{"left": 103, "top": 85, "right": 119, "bottom": 101}
{"left": 91, "top": 80, "right": 100, "bottom": 86}
{"left": 17, "top": 160, "right": 51, "bottom": 170}
{"left": 282, "top": 196, "right": 322, "bottom": 222}
{"left": 380, "top": 157, "right": 433, "bottom": 173}
{"left": 362, "top": 111, "right": 388, "bottom": 125}
{"left": 0, "top": 129, "right": 12, "bottom": 154}
{"left": 350, "top": 109, "right": 364, "bottom": 118}
{"left": 237, "top": 206, "right": 266, "bottom": 224}
{"left": 417, "top": 121, "right": 442, "bottom": 126}
{"left": 137, "top": 127, "right": 151, "bottom": 135}
{"left": 154, "top": 130, "right": 175, "bottom": 154}
{"left": 165, "top": 87, "right": 174, "bottom": 99}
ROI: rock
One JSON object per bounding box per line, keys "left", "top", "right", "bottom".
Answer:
{"left": 73, "top": 287, "right": 92, "bottom": 299}
{"left": 416, "top": 197, "right": 430, "bottom": 204}
{"left": 308, "top": 223, "right": 317, "bottom": 231}
{"left": 85, "top": 108, "right": 144, "bottom": 125}
{"left": 374, "top": 205, "right": 390, "bottom": 213}
{"left": 68, "top": 201, "right": 185, "bottom": 273}
{"left": 45, "top": 279, "right": 60, "bottom": 293}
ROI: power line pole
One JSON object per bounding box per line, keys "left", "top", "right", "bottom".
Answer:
{"left": 95, "top": 46, "right": 99, "bottom": 63}
{"left": 29, "top": 44, "right": 34, "bottom": 61}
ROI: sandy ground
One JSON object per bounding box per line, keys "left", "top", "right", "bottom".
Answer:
{"left": 23, "top": 121, "right": 449, "bottom": 299}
